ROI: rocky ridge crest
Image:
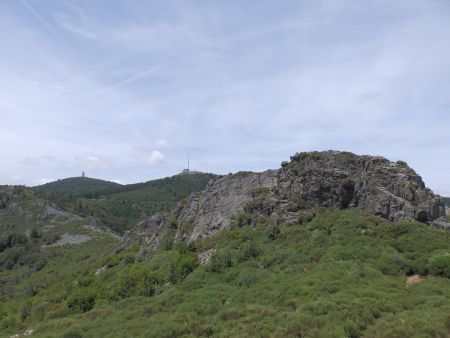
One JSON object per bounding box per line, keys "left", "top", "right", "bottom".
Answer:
{"left": 132, "top": 151, "right": 447, "bottom": 252}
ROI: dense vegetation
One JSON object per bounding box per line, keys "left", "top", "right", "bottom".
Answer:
{"left": 34, "top": 177, "right": 121, "bottom": 196}
{"left": 35, "top": 173, "right": 216, "bottom": 233}
{"left": 443, "top": 197, "right": 450, "bottom": 207}
{"left": 1, "top": 209, "right": 449, "bottom": 337}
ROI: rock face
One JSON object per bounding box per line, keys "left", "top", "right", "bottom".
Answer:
{"left": 134, "top": 151, "right": 447, "bottom": 252}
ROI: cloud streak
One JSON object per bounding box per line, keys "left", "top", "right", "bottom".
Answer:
{"left": 0, "top": 0, "right": 449, "bottom": 193}
{"left": 113, "top": 65, "right": 165, "bottom": 88}
{"left": 20, "top": 0, "right": 66, "bottom": 44}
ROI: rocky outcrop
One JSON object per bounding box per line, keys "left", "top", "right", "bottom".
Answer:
{"left": 4, "top": 199, "right": 79, "bottom": 223}
{"left": 134, "top": 151, "right": 447, "bottom": 252}
{"left": 279, "top": 151, "right": 445, "bottom": 223}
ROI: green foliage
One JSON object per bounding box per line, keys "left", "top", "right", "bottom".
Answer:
{"left": 30, "top": 227, "right": 41, "bottom": 239}
{"left": 114, "top": 266, "right": 158, "bottom": 299}
{"left": 443, "top": 197, "right": 450, "bottom": 207}
{"left": 266, "top": 224, "right": 280, "bottom": 240}
{"left": 234, "top": 171, "right": 253, "bottom": 177}
{"left": 249, "top": 187, "right": 271, "bottom": 197}
{"left": 170, "top": 252, "right": 199, "bottom": 282}
{"left": 286, "top": 196, "right": 307, "bottom": 212}
{"left": 43, "top": 233, "right": 60, "bottom": 245}
{"left": 297, "top": 210, "right": 315, "bottom": 224}
{"left": 230, "top": 209, "right": 252, "bottom": 228}
{"left": 396, "top": 160, "right": 409, "bottom": 167}
{"left": 67, "top": 287, "right": 97, "bottom": 313}
{"left": 35, "top": 177, "right": 121, "bottom": 196}
{"left": 35, "top": 173, "right": 216, "bottom": 233}
{"left": 428, "top": 251, "right": 450, "bottom": 277}
{"left": 62, "top": 332, "right": 83, "bottom": 338}
{"left": 1, "top": 209, "right": 449, "bottom": 337}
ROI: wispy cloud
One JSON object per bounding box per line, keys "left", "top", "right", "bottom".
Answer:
{"left": 0, "top": 0, "right": 449, "bottom": 192}
{"left": 113, "top": 65, "right": 165, "bottom": 88}
{"left": 20, "top": 0, "right": 66, "bottom": 44}
{"left": 54, "top": 12, "right": 97, "bottom": 39}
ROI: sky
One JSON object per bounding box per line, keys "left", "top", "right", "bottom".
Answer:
{"left": 0, "top": 0, "right": 449, "bottom": 195}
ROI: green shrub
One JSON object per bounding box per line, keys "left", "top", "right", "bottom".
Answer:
{"left": 30, "top": 228, "right": 41, "bottom": 239}
{"left": 267, "top": 224, "right": 280, "bottom": 240}
{"left": 43, "top": 233, "right": 60, "bottom": 245}
{"left": 230, "top": 210, "right": 252, "bottom": 228}
{"left": 122, "top": 255, "right": 135, "bottom": 265}
{"left": 67, "top": 287, "right": 97, "bottom": 313}
{"left": 298, "top": 211, "right": 314, "bottom": 224}
{"left": 19, "top": 301, "right": 32, "bottom": 322}
{"left": 176, "top": 253, "right": 199, "bottom": 280}
{"left": 396, "top": 160, "right": 408, "bottom": 167}
{"left": 376, "top": 253, "right": 408, "bottom": 275}
{"left": 287, "top": 196, "right": 308, "bottom": 212}
{"left": 428, "top": 251, "right": 450, "bottom": 277}
{"left": 63, "top": 331, "right": 83, "bottom": 338}
{"left": 207, "top": 249, "right": 233, "bottom": 272}
{"left": 114, "top": 266, "right": 158, "bottom": 298}
{"left": 237, "top": 242, "right": 261, "bottom": 262}
{"left": 249, "top": 187, "right": 271, "bottom": 197}
{"left": 6, "top": 233, "right": 28, "bottom": 247}
{"left": 0, "top": 314, "right": 17, "bottom": 330}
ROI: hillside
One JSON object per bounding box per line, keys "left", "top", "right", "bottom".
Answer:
{"left": 444, "top": 197, "right": 450, "bottom": 206}
{"left": 1, "top": 209, "right": 449, "bottom": 337}
{"left": 0, "top": 152, "right": 449, "bottom": 337}
{"left": 36, "top": 173, "right": 217, "bottom": 233}
{"left": 35, "top": 177, "right": 121, "bottom": 197}
{"left": 134, "top": 151, "right": 448, "bottom": 252}
{"left": 0, "top": 186, "right": 118, "bottom": 321}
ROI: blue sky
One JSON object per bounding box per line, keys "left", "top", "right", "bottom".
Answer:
{"left": 0, "top": 0, "right": 449, "bottom": 195}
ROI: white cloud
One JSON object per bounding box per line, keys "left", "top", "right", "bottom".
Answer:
{"left": 0, "top": 1, "right": 449, "bottom": 189}
{"left": 79, "top": 156, "right": 109, "bottom": 170}
{"left": 112, "top": 179, "right": 123, "bottom": 184}
{"left": 146, "top": 150, "right": 165, "bottom": 165}
{"left": 155, "top": 139, "right": 170, "bottom": 149}
{"left": 54, "top": 13, "right": 97, "bottom": 39}
{"left": 36, "top": 178, "right": 56, "bottom": 185}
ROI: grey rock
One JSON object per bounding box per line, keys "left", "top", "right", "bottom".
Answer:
{"left": 47, "top": 233, "right": 91, "bottom": 246}
{"left": 132, "top": 151, "right": 447, "bottom": 251}
{"left": 35, "top": 200, "right": 79, "bottom": 222}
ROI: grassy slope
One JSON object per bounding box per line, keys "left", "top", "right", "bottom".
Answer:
{"left": 35, "top": 173, "right": 217, "bottom": 233}
{"left": 2, "top": 209, "right": 449, "bottom": 338}
{"left": 0, "top": 186, "right": 118, "bottom": 337}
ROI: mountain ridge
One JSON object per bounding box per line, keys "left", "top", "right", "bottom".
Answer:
{"left": 34, "top": 176, "right": 121, "bottom": 196}
{"left": 1, "top": 151, "right": 449, "bottom": 337}
{"left": 34, "top": 173, "right": 217, "bottom": 233}
{"left": 132, "top": 150, "right": 448, "bottom": 253}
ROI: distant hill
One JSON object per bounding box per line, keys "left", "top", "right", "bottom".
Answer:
{"left": 35, "top": 177, "right": 121, "bottom": 196}
{"left": 0, "top": 153, "right": 449, "bottom": 338}
{"left": 443, "top": 197, "right": 450, "bottom": 207}
{"left": 136, "top": 151, "right": 448, "bottom": 252}
{"left": 35, "top": 173, "right": 217, "bottom": 233}
{"left": 0, "top": 185, "right": 115, "bottom": 273}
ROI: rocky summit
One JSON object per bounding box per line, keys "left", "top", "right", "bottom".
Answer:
{"left": 133, "top": 151, "right": 447, "bottom": 251}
